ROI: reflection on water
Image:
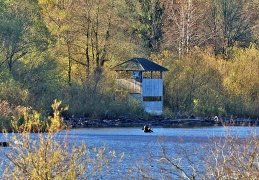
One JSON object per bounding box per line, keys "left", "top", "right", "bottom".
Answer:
{"left": 1, "top": 127, "right": 258, "bottom": 179}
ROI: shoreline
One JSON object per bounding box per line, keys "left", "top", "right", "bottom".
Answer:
{"left": 65, "top": 116, "right": 259, "bottom": 129}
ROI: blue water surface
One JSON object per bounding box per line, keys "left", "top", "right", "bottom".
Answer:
{"left": 1, "top": 126, "right": 258, "bottom": 179}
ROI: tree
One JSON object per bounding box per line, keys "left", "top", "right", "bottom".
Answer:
{"left": 163, "top": 48, "right": 225, "bottom": 116}
{"left": 0, "top": 0, "right": 50, "bottom": 72}
{"left": 206, "top": 0, "right": 259, "bottom": 57}
{"left": 38, "top": 0, "right": 77, "bottom": 86}
{"left": 39, "top": 0, "right": 115, "bottom": 84}
{"left": 125, "top": 0, "right": 164, "bottom": 54}
{"left": 71, "top": 0, "right": 114, "bottom": 73}
{"left": 162, "top": 0, "right": 209, "bottom": 59}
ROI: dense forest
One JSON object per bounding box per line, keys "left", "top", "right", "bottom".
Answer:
{"left": 0, "top": 0, "right": 258, "bottom": 124}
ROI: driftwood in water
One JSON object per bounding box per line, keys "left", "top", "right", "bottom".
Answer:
{"left": 64, "top": 115, "right": 258, "bottom": 128}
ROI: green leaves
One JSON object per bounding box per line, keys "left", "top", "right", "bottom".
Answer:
{"left": 0, "top": 0, "right": 51, "bottom": 72}
{"left": 127, "top": 0, "right": 164, "bottom": 53}
{"left": 209, "top": 0, "right": 257, "bottom": 56}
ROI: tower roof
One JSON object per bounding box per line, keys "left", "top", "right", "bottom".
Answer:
{"left": 111, "top": 58, "right": 168, "bottom": 72}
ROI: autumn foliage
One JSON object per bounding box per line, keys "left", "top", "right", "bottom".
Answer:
{"left": 0, "top": 0, "right": 258, "bottom": 119}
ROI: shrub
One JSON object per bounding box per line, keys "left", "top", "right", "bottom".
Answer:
{"left": 0, "top": 100, "right": 29, "bottom": 132}
{"left": 1, "top": 100, "right": 120, "bottom": 179}
{"left": 204, "top": 128, "right": 259, "bottom": 179}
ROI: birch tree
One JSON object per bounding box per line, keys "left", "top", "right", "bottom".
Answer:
{"left": 163, "top": 0, "right": 207, "bottom": 59}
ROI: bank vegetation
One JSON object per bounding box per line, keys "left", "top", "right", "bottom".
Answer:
{"left": 0, "top": 0, "right": 258, "bottom": 130}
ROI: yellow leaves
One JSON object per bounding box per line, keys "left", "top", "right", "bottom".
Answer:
{"left": 150, "top": 50, "right": 173, "bottom": 68}
{"left": 48, "top": 99, "right": 68, "bottom": 132}
{"left": 222, "top": 46, "right": 259, "bottom": 100}
{"left": 193, "top": 99, "right": 198, "bottom": 106}
{"left": 8, "top": 99, "right": 67, "bottom": 133}
{"left": 11, "top": 108, "right": 42, "bottom": 133}
{"left": 2, "top": 100, "right": 120, "bottom": 179}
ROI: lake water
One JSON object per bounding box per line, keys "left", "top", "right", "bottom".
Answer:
{"left": 1, "top": 126, "right": 258, "bottom": 179}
